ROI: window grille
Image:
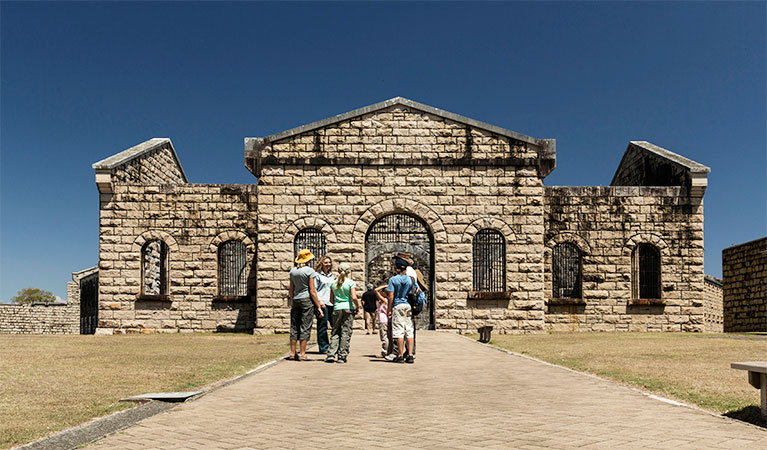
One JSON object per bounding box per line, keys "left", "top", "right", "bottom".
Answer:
{"left": 553, "top": 243, "right": 582, "bottom": 298}
{"left": 218, "top": 240, "right": 247, "bottom": 296}
{"left": 142, "top": 240, "right": 168, "bottom": 295}
{"left": 473, "top": 229, "right": 505, "bottom": 292}
{"left": 633, "top": 243, "right": 661, "bottom": 299}
{"left": 294, "top": 228, "right": 326, "bottom": 261}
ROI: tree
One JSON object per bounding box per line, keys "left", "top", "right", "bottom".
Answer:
{"left": 12, "top": 287, "right": 56, "bottom": 304}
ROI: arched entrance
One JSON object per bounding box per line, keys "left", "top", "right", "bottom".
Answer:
{"left": 365, "top": 213, "right": 434, "bottom": 329}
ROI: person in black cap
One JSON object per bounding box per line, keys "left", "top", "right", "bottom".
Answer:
{"left": 387, "top": 257, "right": 415, "bottom": 363}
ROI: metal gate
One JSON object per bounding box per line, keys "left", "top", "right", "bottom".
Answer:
{"left": 472, "top": 229, "right": 505, "bottom": 292}
{"left": 365, "top": 213, "right": 434, "bottom": 329}
{"left": 219, "top": 240, "right": 248, "bottom": 296}
{"left": 552, "top": 243, "right": 581, "bottom": 298}
{"left": 79, "top": 272, "right": 99, "bottom": 334}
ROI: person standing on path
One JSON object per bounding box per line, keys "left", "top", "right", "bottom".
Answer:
{"left": 374, "top": 284, "right": 389, "bottom": 357}
{"left": 288, "top": 249, "right": 324, "bottom": 361}
{"left": 313, "top": 256, "right": 336, "bottom": 353}
{"left": 387, "top": 257, "right": 415, "bottom": 364}
{"left": 361, "top": 283, "right": 378, "bottom": 334}
{"left": 326, "top": 262, "right": 360, "bottom": 364}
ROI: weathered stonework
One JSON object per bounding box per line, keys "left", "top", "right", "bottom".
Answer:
{"left": 723, "top": 237, "right": 767, "bottom": 332}
{"left": 89, "top": 97, "right": 712, "bottom": 334}
{"left": 0, "top": 267, "right": 96, "bottom": 334}
{"left": 704, "top": 275, "right": 723, "bottom": 333}
{"left": 543, "top": 186, "right": 706, "bottom": 332}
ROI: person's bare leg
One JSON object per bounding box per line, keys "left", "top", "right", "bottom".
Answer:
{"left": 290, "top": 339, "right": 297, "bottom": 358}
{"left": 299, "top": 339, "right": 308, "bottom": 358}
{"left": 405, "top": 337, "right": 414, "bottom": 356}
{"left": 397, "top": 337, "right": 405, "bottom": 356}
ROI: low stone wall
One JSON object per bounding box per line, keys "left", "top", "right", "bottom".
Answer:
{"left": 723, "top": 237, "right": 767, "bottom": 332}
{"left": 704, "top": 275, "right": 723, "bottom": 333}
{"left": 0, "top": 282, "right": 80, "bottom": 334}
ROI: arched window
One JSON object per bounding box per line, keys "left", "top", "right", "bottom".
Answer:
{"left": 142, "top": 240, "right": 168, "bottom": 296}
{"left": 294, "top": 228, "right": 326, "bottom": 261}
{"left": 218, "top": 240, "right": 247, "bottom": 296}
{"left": 632, "top": 243, "right": 661, "bottom": 299}
{"left": 553, "top": 243, "right": 582, "bottom": 299}
{"left": 472, "top": 229, "right": 505, "bottom": 292}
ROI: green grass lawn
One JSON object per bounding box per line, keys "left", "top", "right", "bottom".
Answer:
{"left": 0, "top": 333, "right": 290, "bottom": 449}
{"left": 477, "top": 332, "right": 766, "bottom": 425}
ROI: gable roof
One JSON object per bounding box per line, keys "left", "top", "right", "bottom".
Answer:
{"left": 249, "top": 96, "right": 549, "bottom": 150}
{"left": 92, "top": 138, "right": 188, "bottom": 182}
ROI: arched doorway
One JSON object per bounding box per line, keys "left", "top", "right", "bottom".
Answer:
{"left": 365, "top": 213, "right": 434, "bottom": 329}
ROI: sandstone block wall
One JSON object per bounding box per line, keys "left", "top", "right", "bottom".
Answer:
{"left": 543, "top": 186, "right": 705, "bottom": 332}
{"left": 97, "top": 184, "right": 258, "bottom": 333}
{"left": 254, "top": 105, "right": 549, "bottom": 334}
{"left": 704, "top": 275, "right": 723, "bottom": 333}
{"left": 112, "top": 143, "right": 186, "bottom": 185}
{"left": 0, "top": 283, "right": 80, "bottom": 334}
{"left": 723, "top": 237, "right": 767, "bottom": 332}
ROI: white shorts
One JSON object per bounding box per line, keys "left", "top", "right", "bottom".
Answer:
{"left": 391, "top": 303, "right": 414, "bottom": 339}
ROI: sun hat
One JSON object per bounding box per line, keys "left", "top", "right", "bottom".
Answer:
{"left": 415, "top": 269, "right": 428, "bottom": 292}
{"left": 295, "top": 249, "right": 315, "bottom": 264}
{"left": 393, "top": 252, "right": 414, "bottom": 266}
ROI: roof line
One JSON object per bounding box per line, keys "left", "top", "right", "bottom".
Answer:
{"left": 249, "top": 96, "right": 545, "bottom": 147}
{"left": 631, "top": 141, "right": 710, "bottom": 172}
{"left": 92, "top": 138, "right": 188, "bottom": 182}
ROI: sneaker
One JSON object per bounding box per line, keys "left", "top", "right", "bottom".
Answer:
{"left": 384, "top": 353, "right": 396, "bottom": 361}
{"left": 336, "top": 357, "right": 347, "bottom": 364}
{"left": 325, "top": 355, "right": 335, "bottom": 363}
{"left": 405, "top": 355, "right": 415, "bottom": 364}
{"left": 381, "top": 351, "right": 387, "bottom": 358}
{"left": 392, "top": 356, "right": 405, "bottom": 363}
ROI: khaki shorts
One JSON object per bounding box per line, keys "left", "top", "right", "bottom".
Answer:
{"left": 391, "top": 303, "right": 414, "bottom": 339}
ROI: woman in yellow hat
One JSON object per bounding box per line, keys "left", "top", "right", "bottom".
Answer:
{"left": 288, "top": 249, "right": 324, "bottom": 361}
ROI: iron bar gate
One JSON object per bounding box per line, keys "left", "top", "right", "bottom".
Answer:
{"left": 472, "top": 229, "right": 505, "bottom": 292}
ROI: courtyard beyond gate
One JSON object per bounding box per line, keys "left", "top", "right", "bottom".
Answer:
{"left": 93, "top": 332, "right": 767, "bottom": 449}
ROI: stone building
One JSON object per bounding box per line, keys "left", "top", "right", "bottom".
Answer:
{"left": 723, "top": 237, "right": 767, "bottom": 332}
{"left": 703, "top": 275, "right": 723, "bottom": 333}
{"left": 91, "top": 97, "right": 714, "bottom": 334}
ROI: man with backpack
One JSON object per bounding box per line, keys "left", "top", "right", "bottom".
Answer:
{"left": 387, "top": 257, "right": 416, "bottom": 363}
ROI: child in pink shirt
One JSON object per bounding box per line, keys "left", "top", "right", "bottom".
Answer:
{"left": 374, "top": 285, "right": 389, "bottom": 357}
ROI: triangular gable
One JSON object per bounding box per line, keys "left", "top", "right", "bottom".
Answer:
{"left": 245, "top": 97, "right": 556, "bottom": 177}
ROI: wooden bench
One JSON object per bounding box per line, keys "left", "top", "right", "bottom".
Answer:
{"left": 731, "top": 361, "right": 767, "bottom": 418}
{"left": 478, "top": 325, "right": 493, "bottom": 343}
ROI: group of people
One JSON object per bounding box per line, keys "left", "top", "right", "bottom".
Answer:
{"left": 288, "top": 249, "right": 426, "bottom": 364}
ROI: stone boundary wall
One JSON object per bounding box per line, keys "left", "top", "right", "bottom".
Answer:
{"left": 97, "top": 183, "right": 258, "bottom": 334}
{"left": 704, "top": 275, "right": 723, "bottom": 333}
{"left": 543, "top": 186, "right": 705, "bottom": 332}
{"left": 0, "top": 282, "right": 80, "bottom": 334}
{"left": 723, "top": 237, "right": 767, "bottom": 332}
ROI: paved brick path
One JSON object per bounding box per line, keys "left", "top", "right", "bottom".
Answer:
{"left": 94, "top": 332, "right": 767, "bottom": 449}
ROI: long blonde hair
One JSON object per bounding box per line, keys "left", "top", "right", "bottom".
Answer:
{"left": 314, "top": 255, "right": 332, "bottom": 273}
{"left": 334, "top": 263, "right": 350, "bottom": 289}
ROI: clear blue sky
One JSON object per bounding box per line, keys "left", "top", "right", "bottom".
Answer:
{"left": 1, "top": 1, "right": 765, "bottom": 302}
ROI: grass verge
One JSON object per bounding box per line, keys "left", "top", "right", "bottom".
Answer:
{"left": 0, "top": 333, "right": 289, "bottom": 449}
{"left": 476, "top": 332, "right": 767, "bottom": 425}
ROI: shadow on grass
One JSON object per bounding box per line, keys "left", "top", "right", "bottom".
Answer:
{"left": 724, "top": 406, "right": 767, "bottom": 428}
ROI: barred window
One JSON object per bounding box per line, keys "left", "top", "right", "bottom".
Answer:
{"left": 218, "top": 240, "right": 247, "bottom": 296}
{"left": 294, "top": 228, "right": 326, "bottom": 261}
{"left": 142, "top": 240, "right": 168, "bottom": 296}
{"left": 552, "top": 243, "right": 582, "bottom": 298}
{"left": 472, "top": 229, "right": 505, "bottom": 292}
{"left": 633, "top": 243, "right": 661, "bottom": 299}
